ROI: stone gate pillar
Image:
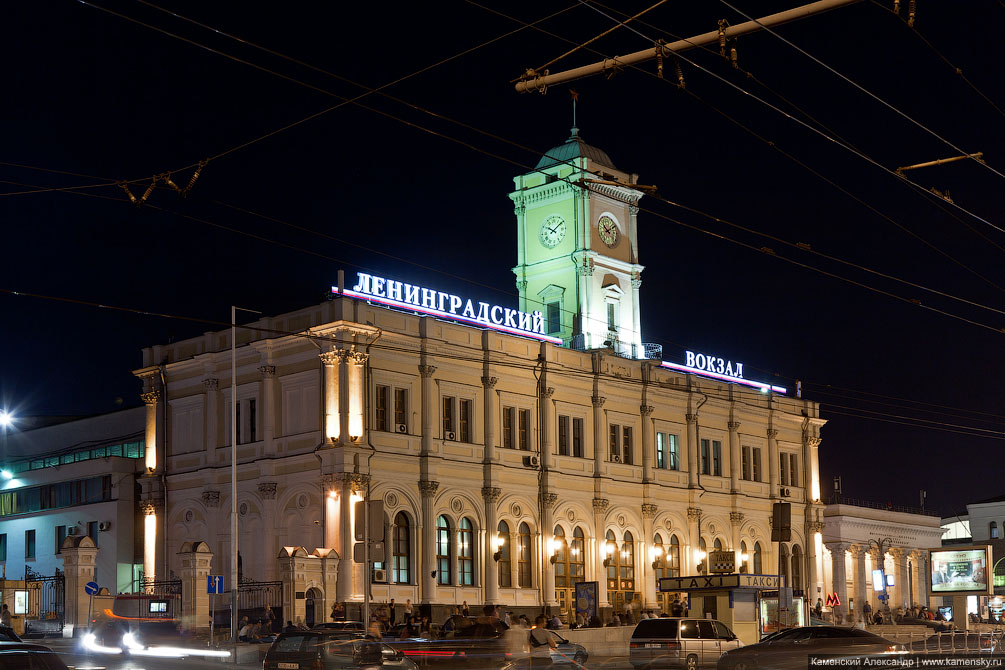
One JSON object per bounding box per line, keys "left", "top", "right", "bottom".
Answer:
{"left": 60, "top": 535, "right": 98, "bottom": 637}
{"left": 177, "top": 541, "right": 214, "bottom": 631}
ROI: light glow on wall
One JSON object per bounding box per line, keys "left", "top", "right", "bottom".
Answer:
{"left": 348, "top": 359, "right": 364, "bottom": 439}
{"left": 144, "top": 514, "right": 157, "bottom": 584}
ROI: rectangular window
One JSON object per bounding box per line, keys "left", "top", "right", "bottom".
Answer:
{"left": 502, "top": 407, "right": 514, "bottom": 449}
{"left": 558, "top": 415, "right": 570, "bottom": 456}
{"left": 375, "top": 385, "right": 389, "bottom": 432}
{"left": 622, "top": 426, "right": 633, "bottom": 465}
{"left": 656, "top": 432, "right": 666, "bottom": 469}
{"left": 394, "top": 388, "right": 408, "bottom": 431}
{"left": 741, "top": 446, "right": 751, "bottom": 480}
{"left": 668, "top": 434, "right": 680, "bottom": 470}
{"left": 780, "top": 453, "right": 789, "bottom": 486}
{"left": 789, "top": 453, "right": 799, "bottom": 486}
{"left": 518, "top": 409, "right": 531, "bottom": 450}
{"left": 609, "top": 425, "right": 620, "bottom": 462}
{"left": 248, "top": 398, "right": 257, "bottom": 443}
{"left": 700, "top": 439, "right": 711, "bottom": 475}
{"left": 572, "top": 418, "right": 584, "bottom": 458}
{"left": 546, "top": 302, "right": 561, "bottom": 335}
{"left": 25, "top": 529, "right": 35, "bottom": 560}
{"left": 712, "top": 440, "right": 722, "bottom": 477}
{"left": 752, "top": 447, "right": 762, "bottom": 482}
{"left": 235, "top": 400, "right": 241, "bottom": 445}
{"left": 459, "top": 399, "right": 471, "bottom": 443}
{"left": 607, "top": 302, "right": 616, "bottom": 331}
{"left": 55, "top": 525, "right": 66, "bottom": 554}
{"left": 443, "top": 396, "right": 455, "bottom": 436}
{"left": 0, "top": 534, "right": 5, "bottom": 561}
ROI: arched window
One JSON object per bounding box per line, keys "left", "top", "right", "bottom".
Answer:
{"left": 992, "top": 522, "right": 1000, "bottom": 539}
{"left": 459, "top": 517, "right": 474, "bottom": 586}
{"left": 393, "top": 511, "right": 410, "bottom": 584}
{"left": 754, "top": 542, "right": 763, "bottom": 574}
{"left": 699, "top": 537, "right": 707, "bottom": 573}
{"left": 554, "top": 526, "right": 569, "bottom": 586}
{"left": 436, "top": 515, "right": 452, "bottom": 585}
{"left": 571, "top": 527, "right": 585, "bottom": 581}
{"left": 713, "top": 538, "right": 723, "bottom": 551}
{"left": 497, "top": 521, "right": 511, "bottom": 588}
{"left": 517, "top": 522, "right": 532, "bottom": 587}
{"left": 621, "top": 531, "right": 635, "bottom": 589}
{"left": 791, "top": 545, "right": 803, "bottom": 590}
{"left": 668, "top": 535, "right": 681, "bottom": 578}
{"left": 779, "top": 544, "right": 790, "bottom": 585}
{"left": 653, "top": 534, "right": 667, "bottom": 576}
{"left": 740, "top": 541, "right": 749, "bottom": 574}
{"left": 606, "top": 530, "right": 636, "bottom": 613}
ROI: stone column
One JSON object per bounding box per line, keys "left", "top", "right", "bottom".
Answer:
{"left": 630, "top": 269, "right": 643, "bottom": 356}
{"left": 482, "top": 376, "right": 498, "bottom": 459}
{"left": 483, "top": 487, "right": 501, "bottom": 604}
{"left": 419, "top": 480, "right": 439, "bottom": 603}
{"left": 728, "top": 421, "right": 741, "bottom": 493}
{"left": 141, "top": 390, "right": 160, "bottom": 472}
{"left": 642, "top": 504, "right": 659, "bottom": 608}
{"left": 891, "top": 548, "right": 909, "bottom": 610}
{"left": 853, "top": 544, "right": 867, "bottom": 617}
{"left": 338, "top": 352, "right": 351, "bottom": 445}
{"left": 687, "top": 507, "right": 701, "bottom": 576}
{"left": 203, "top": 378, "right": 220, "bottom": 462}
{"left": 804, "top": 436, "right": 821, "bottom": 502}
{"left": 177, "top": 541, "right": 214, "bottom": 632}
{"left": 320, "top": 351, "right": 340, "bottom": 442}
{"left": 730, "top": 512, "right": 744, "bottom": 570}
{"left": 806, "top": 520, "right": 823, "bottom": 600}
{"left": 542, "top": 492, "right": 559, "bottom": 608}
{"left": 641, "top": 405, "right": 655, "bottom": 482}
{"left": 767, "top": 428, "right": 780, "bottom": 497}
{"left": 259, "top": 482, "right": 279, "bottom": 581}
{"left": 541, "top": 387, "right": 555, "bottom": 469}
{"left": 826, "top": 542, "right": 851, "bottom": 621}
{"left": 336, "top": 474, "right": 353, "bottom": 602}
{"left": 592, "top": 396, "right": 605, "bottom": 470}
{"left": 685, "top": 414, "right": 698, "bottom": 488}
{"left": 260, "top": 366, "right": 276, "bottom": 455}
{"left": 60, "top": 536, "right": 98, "bottom": 636}
{"left": 593, "top": 498, "right": 610, "bottom": 609}
{"left": 916, "top": 551, "right": 930, "bottom": 607}
{"left": 139, "top": 499, "right": 163, "bottom": 585}
{"left": 419, "top": 365, "right": 436, "bottom": 455}
{"left": 348, "top": 352, "right": 367, "bottom": 441}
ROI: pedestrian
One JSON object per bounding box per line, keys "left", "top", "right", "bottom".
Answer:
{"left": 0, "top": 604, "right": 10, "bottom": 627}
{"left": 285, "top": 620, "right": 297, "bottom": 633}
{"left": 530, "top": 615, "right": 557, "bottom": 659}
{"left": 575, "top": 612, "right": 585, "bottom": 628}
{"left": 503, "top": 611, "right": 512, "bottom": 627}
{"left": 239, "top": 621, "right": 251, "bottom": 642}
{"left": 404, "top": 598, "right": 413, "bottom": 623}
{"left": 265, "top": 605, "right": 277, "bottom": 633}
{"left": 862, "top": 601, "right": 872, "bottom": 621}
{"left": 462, "top": 600, "right": 470, "bottom": 617}
{"left": 389, "top": 598, "right": 396, "bottom": 626}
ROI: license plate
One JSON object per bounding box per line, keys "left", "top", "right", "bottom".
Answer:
{"left": 646, "top": 643, "right": 662, "bottom": 648}
{"left": 278, "top": 663, "right": 300, "bottom": 669}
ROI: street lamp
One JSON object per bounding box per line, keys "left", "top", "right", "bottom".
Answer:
{"left": 867, "top": 537, "right": 895, "bottom": 605}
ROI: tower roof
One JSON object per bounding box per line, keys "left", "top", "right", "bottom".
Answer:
{"left": 535, "top": 127, "right": 616, "bottom": 171}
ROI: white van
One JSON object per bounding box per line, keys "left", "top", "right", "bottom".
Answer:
{"left": 629, "top": 618, "right": 743, "bottom": 669}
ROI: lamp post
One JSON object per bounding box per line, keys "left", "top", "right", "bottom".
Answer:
{"left": 0, "top": 410, "right": 13, "bottom": 480}
{"left": 867, "top": 537, "right": 895, "bottom": 610}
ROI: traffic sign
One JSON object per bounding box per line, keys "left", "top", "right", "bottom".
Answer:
{"left": 84, "top": 581, "right": 99, "bottom": 596}
{"left": 825, "top": 592, "right": 841, "bottom": 607}
{"left": 207, "top": 575, "right": 224, "bottom": 594}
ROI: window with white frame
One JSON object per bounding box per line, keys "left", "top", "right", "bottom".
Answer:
{"left": 459, "top": 517, "right": 474, "bottom": 586}
{"left": 375, "top": 384, "right": 410, "bottom": 433}
{"left": 442, "top": 394, "right": 473, "bottom": 441}
{"left": 560, "top": 415, "right": 585, "bottom": 458}
{"left": 656, "top": 432, "right": 680, "bottom": 470}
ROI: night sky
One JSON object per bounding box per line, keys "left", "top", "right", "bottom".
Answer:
{"left": 2, "top": 1, "right": 1002, "bottom": 516}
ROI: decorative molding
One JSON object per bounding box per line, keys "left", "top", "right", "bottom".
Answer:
{"left": 259, "top": 365, "right": 276, "bottom": 379}
{"left": 727, "top": 421, "right": 740, "bottom": 431}
{"left": 567, "top": 509, "right": 576, "bottom": 522}
{"left": 686, "top": 413, "right": 698, "bottom": 425}
{"left": 807, "top": 437, "right": 822, "bottom": 448}
{"left": 580, "top": 257, "right": 595, "bottom": 277}
{"left": 640, "top": 405, "right": 654, "bottom": 417}
{"left": 481, "top": 376, "right": 499, "bottom": 389}
{"left": 592, "top": 396, "right": 606, "bottom": 408}
{"left": 511, "top": 503, "right": 523, "bottom": 517}
{"left": 516, "top": 280, "right": 528, "bottom": 292}
{"left": 630, "top": 271, "right": 642, "bottom": 290}
{"left": 629, "top": 204, "right": 640, "bottom": 216}
{"left": 203, "top": 378, "right": 219, "bottom": 391}
{"left": 617, "top": 514, "right": 627, "bottom": 528}
{"left": 642, "top": 503, "right": 658, "bottom": 519}
{"left": 513, "top": 204, "right": 525, "bottom": 217}
{"left": 481, "top": 487, "right": 502, "bottom": 503}
{"left": 543, "top": 387, "right": 555, "bottom": 399}
{"left": 418, "top": 365, "right": 437, "bottom": 379}
{"left": 592, "top": 498, "right": 609, "bottom": 513}
{"left": 767, "top": 429, "right": 779, "bottom": 439}
{"left": 139, "top": 500, "right": 162, "bottom": 515}
{"left": 202, "top": 491, "right": 220, "bottom": 508}
{"left": 825, "top": 542, "right": 852, "bottom": 554}
{"left": 141, "top": 390, "right": 161, "bottom": 406}
{"left": 418, "top": 480, "right": 440, "bottom": 498}
{"left": 384, "top": 492, "right": 399, "bottom": 508}
{"left": 451, "top": 497, "right": 464, "bottom": 513}
{"left": 258, "top": 482, "right": 278, "bottom": 500}
{"left": 541, "top": 492, "right": 559, "bottom": 508}
{"left": 319, "top": 350, "right": 342, "bottom": 366}
{"left": 350, "top": 473, "right": 370, "bottom": 494}
{"left": 808, "top": 521, "right": 825, "bottom": 534}
{"left": 321, "top": 474, "right": 340, "bottom": 491}
{"left": 729, "top": 511, "right": 744, "bottom": 524}
{"left": 347, "top": 351, "right": 368, "bottom": 366}
{"left": 687, "top": 507, "right": 701, "bottom": 521}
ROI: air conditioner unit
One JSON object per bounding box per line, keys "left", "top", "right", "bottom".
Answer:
{"left": 98, "top": 521, "right": 112, "bottom": 532}
{"left": 612, "top": 454, "right": 622, "bottom": 464}
{"left": 395, "top": 423, "right": 407, "bottom": 434}
{"left": 372, "top": 568, "right": 387, "bottom": 583}
{"left": 445, "top": 431, "right": 456, "bottom": 441}
{"left": 780, "top": 487, "right": 791, "bottom": 497}
{"left": 66, "top": 526, "right": 80, "bottom": 536}
{"left": 522, "top": 455, "right": 540, "bottom": 468}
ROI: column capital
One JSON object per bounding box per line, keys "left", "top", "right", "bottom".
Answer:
{"left": 203, "top": 378, "right": 219, "bottom": 391}
{"left": 592, "top": 395, "right": 606, "bottom": 408}
{"left": 418, "top": 365, "right": 437, "bottom": 378}
{"left": 481, "top": 486, "right": 502, "bottom": 503}
{"left": 350, "top": 473, "right": 370, "bottom": 494}
{"left": 642, "top": 503, "right": 658, "bottom": 519}
{"left": 259, "top": 365, "right": 276, "bottom": 379}
{"left": 640, "top": 405, "right": 654, "bottom": 417}
{"left": 543, "top": 387, "right": 556, "bottom": 399}
{"left": 258, "top": 482, "right": 278, "bottom": 500}
{"left": 419, "top": 480, "right": 440, "bottom": 498}
{"left": 541, "top": 492, "right": 559, "bottom": 508}
{"left": 825, "top": 541, "right": 852, "bottom": 555}
{"left": 686, "top": 413, "right": 698, "bottom": 425}
{"left": 687, "top": 507, "right": 702, "bottom": 521}
{"left": 141, "top": 390, "right": 161, "bottom": 405}
{"left": 139, "top": 499, "right": 163, "bottom": 516}
{"left": 319, "top": 350, "right": 343, "bottom": 366}
{"left": 347, "top": 351, "right": 368, "bottom": 366}
{"left": 727, "top": 421, "right": 740, "bottom": 431}
{"left": 630, "top": 271, "right": 642, "bottom": 290}
{"left": 808, "top": 521, "right": 825, "bottom": 534}
{"left": 481, "top": 376, "right": 498, "bottom": 388}
{"left": 888, "top": 547, "right": 906, "bottom": 560}
{"left": 807, "top": 436, "right": 822, "bottom": 448}
{"left": 767, "top": 429, "right": 779, "bottom": 439}
{"left": 729, "top": 511, "right": 744, "bottom": 524}
{"left": 202, "top": 490, "right": 220, "bottom": 508}
{"left": 592, "top": 498, "right": 609, "bottom": 513}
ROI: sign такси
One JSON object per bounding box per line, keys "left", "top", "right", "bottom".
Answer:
{"left": 658, "top": 574, "right": 781, "bottom": 591}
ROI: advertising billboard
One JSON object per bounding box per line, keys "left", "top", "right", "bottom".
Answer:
{"left": 928, "top": 545, "right": 992, "bottom": 595}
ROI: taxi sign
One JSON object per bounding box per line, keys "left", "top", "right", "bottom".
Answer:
{"left": 659, "top": 573, "right": 780, "bottom": 591}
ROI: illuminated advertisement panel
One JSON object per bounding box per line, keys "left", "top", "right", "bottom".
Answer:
{"left": 929, "top": 545, "right": 992, "bottom": 595}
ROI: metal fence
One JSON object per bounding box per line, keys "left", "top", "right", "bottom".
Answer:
{"left": 877, "top": 628, "right": 1005, "bottom": 654}
{"left": 237, "top": 578, "right": 283, "bottom": 611}
{"left": 23, "top": 566, "right": 65, "bottom": 637}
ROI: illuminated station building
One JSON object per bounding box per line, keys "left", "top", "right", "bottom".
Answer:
{"left": 129, "top": 130, "right": 830, "bottom": 624}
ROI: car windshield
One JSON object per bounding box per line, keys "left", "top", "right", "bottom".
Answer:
{"left": 632, "top": 619, "right": 679, "bottom": 639}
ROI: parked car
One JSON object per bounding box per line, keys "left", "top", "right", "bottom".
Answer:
{"left": 630, "top": 617, "right": 742, "bottom": 669}
{"left": 538, "top": 630, "right": 588, "bottom": 666}
{"left": 716, "top": 626, "right": 905, "bottom": 670}
{"left": 0, "top": 626, "right": 23, "bottom": 642}
{"left": 381, "top": 642, "right": 418, "bottom": 670}
{"left": 263, "top": 630, "right": 383, "bottom": 670}
{"left": 0, "top": 641, "right": 70, "bottom": 669}
{"left": 315, "top": 620, "right": 367, "bottom": 632}
{"left": 387, "top": 616, "right": 513, "bottom": 668}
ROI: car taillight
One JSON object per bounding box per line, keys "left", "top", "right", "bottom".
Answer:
{"left": 312, "top": 654, "right": 323, "bottom": 670}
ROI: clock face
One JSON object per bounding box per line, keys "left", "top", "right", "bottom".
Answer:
{"left": 598, "top": 215, "right": 619, "bottom": 247}
{"left": 540, "top": 215, "right": 567, "bottom": 248}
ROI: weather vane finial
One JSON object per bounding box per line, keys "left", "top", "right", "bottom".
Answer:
{"left": 569, "top": 89, "right": 579, "bottom": 131}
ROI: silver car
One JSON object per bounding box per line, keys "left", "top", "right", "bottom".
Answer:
{"left": 631, "top": 618, "right": 742, "bottom": 669}
{"left": 716, "top": 626, "right": 904, "bottom": 670}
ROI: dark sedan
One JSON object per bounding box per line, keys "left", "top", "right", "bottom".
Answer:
{"left": 716, "top": 626, "right": 905, "bottom": 670}
{"left": 0, "top": 641, "right": 71, "bottom": 669}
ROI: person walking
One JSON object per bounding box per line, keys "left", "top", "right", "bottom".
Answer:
{"left": 404, "top": 599, "right": 413, "bottom": 623}
{"left": 0, "top": 604, "right": 10, "bottom": 627}
{"left": 389, "top": 599, "right": 396, "bottom": 626}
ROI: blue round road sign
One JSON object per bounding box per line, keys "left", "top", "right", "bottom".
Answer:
{"left": 84, "top": 581, "right": 99, "bottom": 596}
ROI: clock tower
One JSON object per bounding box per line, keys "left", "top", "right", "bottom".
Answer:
{"left": 510, "top": 128, "right": 645, "bottom": 357}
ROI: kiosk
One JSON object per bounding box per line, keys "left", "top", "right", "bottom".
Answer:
{"left": 658, "top": 574, "right": 792, "bottom": 645}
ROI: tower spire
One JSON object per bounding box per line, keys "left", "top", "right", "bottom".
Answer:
{"left": 570, "top": 89, "right": 579, "bottom": 132}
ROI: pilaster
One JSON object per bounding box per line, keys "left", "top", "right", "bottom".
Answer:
{"left": 592, "top": 497, "right": 610, "bottom": 608}
{"left": 419, "top": 480, "right": 439, "bottom": 603}
{"left": 177, "top": 541, "right": 214, "bottom": 631}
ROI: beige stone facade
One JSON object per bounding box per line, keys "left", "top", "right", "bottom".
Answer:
{"left": 134, "top": 294, "right": 825, "bottom": 621}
